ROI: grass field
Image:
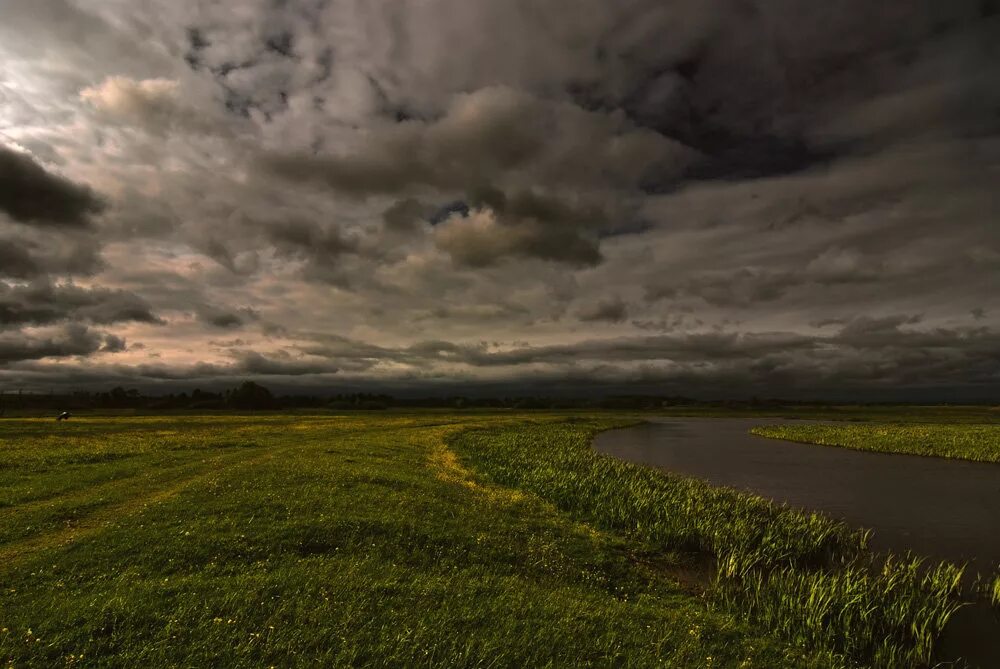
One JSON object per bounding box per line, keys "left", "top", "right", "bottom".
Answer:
{"left": 0, "top": 413, "right": 974, "bottom": 667}
{"left": 750, "top": 423, "right": 1000, "bottom": 463}
{"left": 660, "top": 405, "right": 1000, "bottom": 424}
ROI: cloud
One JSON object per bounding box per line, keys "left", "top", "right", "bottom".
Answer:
{"left": 231, "top": 350, "right": 340, "bottom": 376}
{"left": 0, "top": 0, "right": 996, "bottom": 399}
{"left": 80, "top": 76, "right": 223, "bottom": 135}
{"left": 434, "top": 205, "right": 602, "bottom": 268}
{"left": 0, "top": 230, "right": 103, "bottom": 280}
{"left": 195, "top": 305, "right": 257, "bottom": 329}
{"left": 0, "top": 145, "right": 104, "bottom": 227}
{"left": 0, "top": 324, "right": 103, "bottom": 364}
{"left": 101, "top": 333, "right": 128, "bottom": 353}
{"left": 0, "top": 280, "right": 162, "bottom": 327}
{"left": 263, "top": 85, "right": 690, "bottom": 195}
{"left": 577, "top": 297, "right": 629, "bottom": 323}
{"left": 260, "top": 86, "right": 689, "bottom": 267}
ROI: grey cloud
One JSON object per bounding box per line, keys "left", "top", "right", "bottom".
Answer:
{"left": 0, "top": 0, "right": 170, "bottom": 94}
{"left": 260, "top": 85, "right": 687, "bottom": 267}
{"left": 577, "top": 297, "right": 629, "bottom": 323}
{"left": 101, "top": 333, "right": 128, "bottom": 353}
{"left": 0, "top": 145, "right": 105, "bottom": 227}
{"left": 430, "top": 187, "right": 620, "bottom": 267}
{"left": 433, "top": 206, "right": 602, "bottom": 268}
{"left": 196, "top": 305, "right": 258, "bottom": 329}
{"left": 232, "top": 350, "right": 341, "bottom": 376}
{"left": 646, "top": 246, "right": 910, "bottom": 308}
{"left": 0, "top": 281, "right": 162, "bottom": 327}
{"left": 382, "top": 198, "right": 434, "bottom": 231}
{"left": 0, "top": 232, "right": 103, "bottom": 280}
{"left": 0, "top": 240, "right": 43, "bottom": 279}
{"left": 0, "top": 324, "right": 103, "bottom": 364}
{"left": 80, "top": 76, "right": 234, "bottom": 137}
{"left": 648, "top": 268, "right": 793, "bottom": 307}
{"left": 0, "top": 1, "right": 996, "bottom": 399}
{"left": 3, "top": 320, "right": 998, "bottom": 400}
{"left": 265, "top": 219, "right": 360, "bottom": 262}
{"left": 263, "top": 85, "right": 689, "bottom": 195}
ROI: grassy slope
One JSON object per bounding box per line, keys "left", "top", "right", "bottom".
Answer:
{"left": 0, "top": 414, "right": 828, "bottom": 668}
{"left": 750, "top": 423, "right": 1000, "bottom": 463}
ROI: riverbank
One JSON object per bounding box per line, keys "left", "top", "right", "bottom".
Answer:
{"left": 751, "top": 423, "right": 1000, "bottom": 463}
{"left": 456, "top": 419, "right": 971, "bottom": 668}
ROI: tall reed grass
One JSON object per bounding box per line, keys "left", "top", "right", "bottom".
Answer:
{"left": 452, "top": 421, "right": 967, "bottom": 669}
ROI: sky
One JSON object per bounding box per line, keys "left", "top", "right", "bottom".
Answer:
{"left": 0, "top": 0, "right": 998, "bottom": 400}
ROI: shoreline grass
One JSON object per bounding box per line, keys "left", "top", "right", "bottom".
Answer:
{"left": 451, "top": 420, "right": 967, "bottom": 668}
{"left": 750, "top": 423, "right": 1000, "bottom": 463}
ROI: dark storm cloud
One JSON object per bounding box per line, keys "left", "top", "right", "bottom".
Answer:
{"left": 0, "top": 146, "right": 105, "bottom": 227}
{"left": 0, "top": 232, "right": 104, "bottom": 280}
{"left": 433, "top": 207, "right": 603, "bottom": 268}
{"left": 0, "top": 240, "right": 43, "bottom": 279}
{"left": 101, "top": 333, "right": 128, "bottom": 353}
{"left": 0, "top": 281, "right": 162, "bottom": 327}
{"left": 0, "top": 0, "right": 997, "bottom": 398}
{"left": 433, "top": 188, "right": 610, "bottom": 268}
{"left": 645, "top": 248, "right": 886, "bottom": 307}
{"left": 262, "top": 85, "right": 687, "bottom": 266}
{"left": 262, "top": 84, "right": 687, "bottom": 195}
{"left": 382, "top": 199, "right": 434, "bottom": 231}
{"left": 405, "top": 331, "right": 820, "bottom": 367}
{"left": 0, "top": 324, "right": 103, "bottom": 364}
{"left": 263, "top": 219, "right": 361, "bottom": 271}
{"left": 233, "top": 350, "right": 341, "bottom": 376}
{"left": 195, "top": 305, "right": 258, "bottom": 329}
{"left": 2, "top": 316, "right": 997, "bottom": 401}
{"left": 577, "top": 297, "right": 629, "bottom": 323}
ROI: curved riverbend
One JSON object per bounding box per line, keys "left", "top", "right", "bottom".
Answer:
{"left": 594, "top": 418, "right": 1000, "bottom": 568}
{"left": 594, "top": 417, "right": 1000, "bottom": 667}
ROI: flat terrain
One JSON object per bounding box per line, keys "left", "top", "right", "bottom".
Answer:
{"left": 751, "top": 423, "right": 1000, "bottom": 463}
{"left": 0, "top": 413, "right": 824, "bottom": 668}
{"left": 0, "top": 412, "right": 982, "bottom": 667}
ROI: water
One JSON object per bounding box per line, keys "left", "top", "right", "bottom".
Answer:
{"left": 593, "top": 418, "right": 1000, "bottom": 666}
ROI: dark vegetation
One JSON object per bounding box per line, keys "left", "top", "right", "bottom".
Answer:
{"left": 3, "top": 384, "right": 998, "bottom": 415}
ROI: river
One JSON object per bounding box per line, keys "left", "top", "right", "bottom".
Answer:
{"left": 593, "top": 418, "right": 1000, "bottom": 667}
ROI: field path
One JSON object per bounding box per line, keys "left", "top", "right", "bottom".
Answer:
{"left": 0, "top": 444, "right": 283, "bottom": 571}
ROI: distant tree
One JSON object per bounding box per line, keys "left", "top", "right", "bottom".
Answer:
{"left": 227, "top": 381, "right": 275, "bottom": 410}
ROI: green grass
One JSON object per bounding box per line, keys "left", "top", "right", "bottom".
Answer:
{"left": 452, "top": 422, "right": 968, "bottom": 669}
{"left": 0, "top": 413, "right": 980, "bottom": 667}
{"left": 1, "top": 413, "right": 841, "bottom": 668}
{"left": 657, "top": 405, "right": 1000, "bottom": 424}
{"left": 750, "top": 423, "right": 1000, "bottom": 463}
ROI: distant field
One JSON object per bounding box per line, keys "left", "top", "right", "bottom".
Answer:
{"left": 660, "top": 405, "right": 1000, "bottom": 423}
{"left": 751, "top": 423, "right": 1000, "bottom": 463}
{"left": 0, "top": 413, "right": 974, "bottom": 667}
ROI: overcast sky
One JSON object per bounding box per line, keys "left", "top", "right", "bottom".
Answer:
{"left": 0, "top": 0, "right": 998, "bottom": 399}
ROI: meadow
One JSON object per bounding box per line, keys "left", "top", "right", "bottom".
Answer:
{"left": 0, "top": 412, "right": 982, "bottom": 667}
{"left": 750, "top": 423, "right": 1000, "bottom": 463}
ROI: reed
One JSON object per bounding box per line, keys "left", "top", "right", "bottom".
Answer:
{"left": 452, "top": 421, "right": 968, "bottom": 668}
